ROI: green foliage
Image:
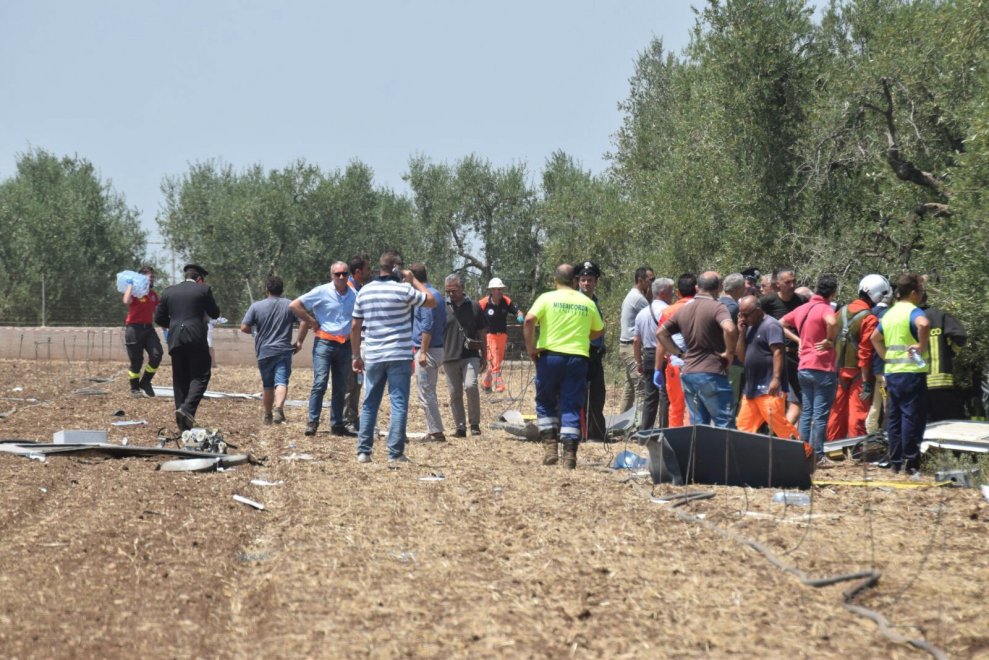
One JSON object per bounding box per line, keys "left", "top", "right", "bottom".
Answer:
{"left": 0, "top": 149, "right": 147, "bottom": 324}
{"left": 159, "top": 159, "right": 416, "bottom": 321}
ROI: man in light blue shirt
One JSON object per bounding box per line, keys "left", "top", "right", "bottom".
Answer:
{"left": 290, "top": 261, "right": 357, "bottom": 437}
{"left": 411, "top": 262, "right": 447, "bottom": 441}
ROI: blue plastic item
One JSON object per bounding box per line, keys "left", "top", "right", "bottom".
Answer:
{"left": 611, "top": 449, "right": 648, "bottom": 470}
{"left": 116, "top": 270, "right": 150, "bottom": 298}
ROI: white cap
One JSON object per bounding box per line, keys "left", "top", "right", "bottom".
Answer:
{"left": 859, "top": 274, "right": 891, "bottom": 305}
{"left": 487, "top": 277, "right": 506, "bottom": 289}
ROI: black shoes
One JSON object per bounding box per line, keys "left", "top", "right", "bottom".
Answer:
{"left": 138, "top": 373, "right": 155, "bottom": 397}
{"left": 454, "top": 428, "right": 467, "bottom": 438}
{"left": 470, "top": 424, "right": 482, "bottom": 436}
{"left": 331, "top": 425, "right": 357, "bottom": 437}
{"left": 175, "top": 408, "right": 197, "bottom": 432}
{"left": 304, "top": 421, "right": 319, "bottom": 436}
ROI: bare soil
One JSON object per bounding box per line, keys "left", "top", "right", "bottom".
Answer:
{"left": 1, "top": 358, "right": 987, "bottom": 658}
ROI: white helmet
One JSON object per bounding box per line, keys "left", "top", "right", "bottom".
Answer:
{"left": 859, "top": 274, "right": 891, "bottom": 305}
{"left": 487, "top": 277, "right": 506, "bottom": 289}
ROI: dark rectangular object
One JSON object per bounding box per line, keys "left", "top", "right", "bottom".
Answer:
{"left": 636, "top": 425, "right": 813, "bottom": 490}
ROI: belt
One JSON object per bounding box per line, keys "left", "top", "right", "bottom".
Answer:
{"left": 619, "top": 340, "right": 634, "bottom": 345}
{"left": 541, "top": 350, "right": 588, "bottom": 359}
{"left": 126, "top": 323, "right": 154, "bottom": 328}
{"left": 315, "top": 329, "right": 348, "bottom": 343}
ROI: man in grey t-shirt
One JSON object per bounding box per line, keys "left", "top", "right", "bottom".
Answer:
{"left": 240, "top": 276, "right": 305, "bottom": 424}
{"left": 618, "top": 266, "right": 654, "bottom": 415}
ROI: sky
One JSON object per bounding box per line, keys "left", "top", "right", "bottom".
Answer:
{"left": 1, "top": 0, "right": 697, "bottom": 264}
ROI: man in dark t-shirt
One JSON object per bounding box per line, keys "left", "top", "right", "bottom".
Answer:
{"left": 443, "top": 274, "right": 488, "bottom": 436}
{"left": 735, "top": 296, "right": 799, "bottom": 438}
{"left": 759, "top": 268, "right": 806, "bottom": 424}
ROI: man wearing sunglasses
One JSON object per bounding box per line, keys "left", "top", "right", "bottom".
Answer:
{"left": 291, "top": 261, "right": 357, "bottom": 437}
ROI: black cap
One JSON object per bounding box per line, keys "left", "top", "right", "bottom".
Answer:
{"left": 575, "top": 260, "right": 601, "bottom": 278}
{"left": 184, "top": 263, "right": 209, "bottom": 278}
{"left": 741, "top": 267, "right": 760, "bottom": 283}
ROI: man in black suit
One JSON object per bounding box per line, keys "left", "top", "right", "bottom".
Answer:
{"left": 155, "top": 264, "right": 221, "bottom": 431}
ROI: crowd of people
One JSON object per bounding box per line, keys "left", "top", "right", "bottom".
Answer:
{"left": 123, "top": 254, "right": 973, "bottom": 472}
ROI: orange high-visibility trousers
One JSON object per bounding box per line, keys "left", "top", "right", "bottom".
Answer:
{"left": 736, "top": 393, "right": 799, "bottom": 439}
{"left": 665, "top": 363, "right": 688, "bottom": 427}
{"left": 483, "top": 332, "right": 508, "bottom": 388}
{"left": 827, "top": 373, "right": 871, "bottom": 440}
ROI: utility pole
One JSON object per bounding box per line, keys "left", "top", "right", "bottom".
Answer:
{"left": 41, "top": 273, "right": 46, "bottom": 327}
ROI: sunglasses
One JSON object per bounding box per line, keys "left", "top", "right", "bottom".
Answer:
{"left": 332, "top": 272, "right": 349, "bottom": 278}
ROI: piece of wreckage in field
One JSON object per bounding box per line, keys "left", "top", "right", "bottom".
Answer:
{"left": 636, "top": 426, "right": 814, "bottom": 490}
{"left": 493, "top": 407, "right": 636, "bottom": 442}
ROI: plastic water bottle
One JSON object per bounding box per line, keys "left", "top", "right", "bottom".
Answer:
{"left": 908, "top": 348, "right": 927, "bottom": 369}
{"left": 116, "top": 270, "right": 150, "bottom": 297}
{"left": 773, "top": 491, "right": 810, "bottom": 506}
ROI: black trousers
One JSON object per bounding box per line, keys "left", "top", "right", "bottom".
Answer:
{"left": 585, "top": 350, "right": 607, "bottom": 440}
{"left": 124, "top": 325, "right": 163, "bottom": 375}
{"left": 170, "top": 343, "right": 212, "bottom": 417}
{"left": 640, "top": 348, "right": 669, "bottom": 430}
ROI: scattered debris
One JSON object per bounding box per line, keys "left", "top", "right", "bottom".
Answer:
{"left": 26, "top": 452, "right": 46, "bottom": 462}
{"left": 111, "top": 420, "right": 146, "bottom": 427}
{"left": 281, "top": 452, "right": 315, "bottom": 461}
{"left": 250, "top": 478, "right": 284, "bottom": 486}
{"left": 111, "top": 409, "right": 126, "bottom": 417}
{"left": 72, "top": 387, "right": 109, "bottom": 396}
{"left": 233, "top": 494, "right": 265, "bottom": 510}
{"left": 981, "top": 485, "right": 989, "bottom": 504}
{"left": 152, "top": 385, "right": 260, "bottom": 401}
{"left": 39, "top": 487, "right": 47, "bottom": 493}
{"left": 934, "top": 468, "right": 981, "bottom": 488}
{"left": 12, "top": 386, "right": 23, "bottom": 392}
{"left": 419, "top": 474, "right": 445, "bottom": 482}
{"left": 0, "top": 440, "right": 264, "bottom": 465}
{"left": 922, "top": 421, "right": 989, "bottom": 454}
{"left": 53, "top": 430, "right": 107, "bottom": 445}
{"left": 0, "top": 407, "right": 16, "bottom": 419}
{"left": 158, "top": 455, "right": 250, "bottom": 472}
{"left": 638, "top": 426, "right": 810, "bottom": 489}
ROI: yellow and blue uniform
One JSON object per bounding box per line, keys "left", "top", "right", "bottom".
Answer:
{"left": 529, "top": 288, "right": 604, "bottom": 441}
{"left": 878, "top": 301, "right": 928, "bottom": 472}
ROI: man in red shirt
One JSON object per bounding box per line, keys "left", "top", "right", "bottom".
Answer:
{"left": 122, "top": 266, "right": 163, "bottom": 397}
{"left": 782, "top": 274, "right": 839, "bottom": 464}
{"left": 826, "top": 275, "right": 888, "bottom": 441}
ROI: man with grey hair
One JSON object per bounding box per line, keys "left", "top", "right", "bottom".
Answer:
{"left": 633, "top": 277, "right": 673, "bottom": 429}
{"left": 291, "top": 260, "right": 357, "bottom": 436}
{"left": 659, "top": 271, "right": 737, "bottom": 427}
{"left": 619, "top": 266, "right": 655, "bottom": 414}
{"left": 720, "top": 273, "right": 745, "bottom": 324}
{"left": 443, "top": 274, "right": 487, "bottom": 436}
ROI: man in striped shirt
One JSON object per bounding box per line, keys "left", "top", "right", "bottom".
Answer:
{"left": 350, "top": 249, "right": 438, "bottom": 463}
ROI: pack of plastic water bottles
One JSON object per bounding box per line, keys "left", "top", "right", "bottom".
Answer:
{"left": 116, "top": 270, "right": 150, "bottom": 298}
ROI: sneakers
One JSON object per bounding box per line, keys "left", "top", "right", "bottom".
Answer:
{"left": 331, "top": 426, "right": 357, "bottom": 437}
{"left": 272, "top": 407, "right": 285, "bottom": 424}
{"left": 421, "top": 432, "right": 447, "bottom": 443}
{"left": 263, "top": 412, "right": 274, "bottom": 425}
{"left": 454, "top": 428, "right": 467, "bottom": 438}
{"left": 494, "top": 376, "right": 505, "bottom": 393}
{"left": 356, "top": 452, "right": 371, "bottom": 463}
{"left": 388, "top": 454, "right": 410, "bottom": 463}
{"left": 816, "top": 455, "right": 837, "bottom": 469}
{"left": 304, "top": 421, "right": 319, "bottom": 436}
{"left": 481, "top": 374, "right": 492, "bottom": 392}
{"left": 470, "top": 424, "right": 482, "bottom": 436}
{"left": 129, "top": 389, "right": 143, "bottom": 399}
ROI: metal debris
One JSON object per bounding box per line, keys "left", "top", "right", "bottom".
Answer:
{"left": 233, "top": 494, "right": 265, "bottom": 510}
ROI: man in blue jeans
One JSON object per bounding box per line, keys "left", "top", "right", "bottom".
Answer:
{"left": 240, "top": 276, "right": 304, "bottom": 424}
{"left": 351, "top": 249, "right": 438, "bottom": 463}
{"left": 290, "top": 261, "right": 357, "bottom": 437}
{"left": 782, "top": 274, "right": 839, "bottom": 465}
{"left": 658, "top": 271, "right": 738, "bottom": 428}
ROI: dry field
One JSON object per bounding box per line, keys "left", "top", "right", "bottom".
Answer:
{"left": 1, "top": 358, "right": 987, "bottom": 658}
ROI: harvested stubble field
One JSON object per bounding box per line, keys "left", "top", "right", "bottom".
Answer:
{"left": 1, "top": 357, "right": 987, "bottom": 659}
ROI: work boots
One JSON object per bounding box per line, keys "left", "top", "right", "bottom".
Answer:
{"left": 562, "top": 441, "right": 579, "bottom": 470}
{"left": 138, "top": 371, "right": 156, "bottom": 397}
{"left": 129, "top": 377, "right": 141, "bottom": 398}
{"left": 540, "top": 429, "right": 559, "bottom": 465}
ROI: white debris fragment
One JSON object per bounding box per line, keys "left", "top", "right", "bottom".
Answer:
{"left": 250, "top": 479, "right": 284, "bottom": 487}
{"left": 281, "top": 453, "right": 315, "bottom": 461}
{"left": 233, "top": 494, "right": 265, "bottom": 510}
